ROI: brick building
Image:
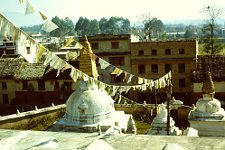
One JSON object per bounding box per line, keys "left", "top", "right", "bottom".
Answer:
{"left": 130, "top": 40, "right": 198, "bottom": 105}
{"left": 79, "top": 35, "right": 198, "bottom": 105}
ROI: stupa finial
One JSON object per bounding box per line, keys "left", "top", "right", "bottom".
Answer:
{"left": 202, "top": 71, "right": 215, "bottom": 96}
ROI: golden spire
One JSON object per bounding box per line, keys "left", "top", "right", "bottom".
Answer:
{"left": 79, "top": 36, "right": 98, "bottom": 79}
{"left": 202, "top": 71, "right": 215, "bottom": 96}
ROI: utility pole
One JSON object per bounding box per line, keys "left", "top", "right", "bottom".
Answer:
{"left": 166, "top": 79, "right": 172, "bottom": 135}
{"left": 154, "top": 86, "right": 157, "bottom": 116}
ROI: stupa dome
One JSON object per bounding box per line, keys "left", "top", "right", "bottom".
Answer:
{"left": 64, "top": 81, "right": 115, "bottom": 125}
{"left": 196, "top": 95, "right": 221, "bottom": 113}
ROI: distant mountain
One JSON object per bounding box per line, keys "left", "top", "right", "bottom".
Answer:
{"left": 1, "top": 12, "right": 44, "bottom": 27}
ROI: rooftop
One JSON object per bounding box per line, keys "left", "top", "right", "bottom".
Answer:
{"left": 0, "top": 129, "right": 225, "bottom": 150}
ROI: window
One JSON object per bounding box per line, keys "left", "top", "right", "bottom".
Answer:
{"left": 165, "top": 49, "right": 171, "bottom": 55}
{"left": 178, "top": 63, "right": 185, "bottom": 73}
{"left": 111, "top": 42, "right": 119, "bottom": 49}
{"left": 138, "top": 50, "right": 144, "bottom": 55}
{"left": 165, "top": 64, "right": 172, "bottom": 73}
{"left": 109, "top": 57, "right": 124, "bottom": 66}
{"left": 151, "top": 64, "right": 158, "bottom": 73}
{"left": 22, "top": 81, "right": 28, "bottom": 90}
{"left": 138, "top": 64, "right": 145, "bottom": 74}
{"left": 91, "top": 43, "right": 99, "bottom": 49}
{"left": 38, "top": 80, "right": 45, "bottom": 90}
{"left": 111, "top": 74, "right": 123, "bottom": 83}
{"left": 2, "top": 82, "right": 7, "bottom": 90}
{"left": 3, "top": 94, "right": 9, "bottom": 104}
{"left": 152, "top": 49, "right": 157, "bottom": 55}
{"left": 179, "top": 78, "right": 186, "bottom": 88}
{"left": 26, "top": 47, "right": 30, "bottom": 54}
{"left": 179, "top": 48, "right": 185, "bottom": 54}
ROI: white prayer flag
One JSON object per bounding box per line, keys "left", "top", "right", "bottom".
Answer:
{"left": 41, "top": 20, "right": 58, "bottom": 33}
{"left": 25, "top": 1, "right": 36, "bottom": 15}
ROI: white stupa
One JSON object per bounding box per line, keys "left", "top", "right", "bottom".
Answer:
{"left": 51, "top": 80, "right": 136, "bottom": 133}
{"left": 147, "top": 103, "right": 181, "bottom": 135}
{"left": 51, "top": 36, "right": 136, "bottom": 133}
{"left": 188, "top": 71, "right": 225, "bottom": 136}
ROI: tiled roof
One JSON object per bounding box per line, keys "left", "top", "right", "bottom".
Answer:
{"left": 0, "top": 58, "right": 24, "bottom": 78}
{"left": 14, "top": 63, "right": 47, "bottom": 80}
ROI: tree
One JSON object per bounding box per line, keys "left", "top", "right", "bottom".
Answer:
{"left": 99, "top": 18, "right": 108, "bottom": 34}
{"left": 201, "top": 5, "right": 224, "bottom": 54}
{"left": 184, "top": 25, "right": 197, "bottom": 40}
{"left": 138, "top": 13, "right": 164, "bottom": 41}
{"left": 64, "top": 17, "right": 75, "bottom": 36}
{"left": 75, "top": 17, "right": 85, "bottom": 36}
{"left": 89, "top": 19, "right": 100, "bottom": 35}
{"left": 50, "top": 16, "right": 74, "bottom": 37}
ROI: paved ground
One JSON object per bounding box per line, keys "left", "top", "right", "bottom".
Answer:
{"left": 0, "top": 129, "right": 225, "bottom": 150}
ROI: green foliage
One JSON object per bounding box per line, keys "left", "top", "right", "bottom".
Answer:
{"left": 50, "top": 16, "right": 75, "bottom": 37}
{"left": 184, "top": 25, "right": 197, "bottom": 40}
{"left": 143, "top": 18, "right": 164, "bottom": 40}
{"left": 75, "top": 16, "right": 130, "bottom": 36}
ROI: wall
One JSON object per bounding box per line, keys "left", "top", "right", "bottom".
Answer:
{"left": 0, "top": 80, "right": 16, "bottom": 104}
{"left": 0, "top": 104, "right": 65, "bottom": 130}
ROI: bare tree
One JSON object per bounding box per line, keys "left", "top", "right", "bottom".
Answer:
{"left": 133, "top": 13, "right": 164, "bottom": 41}
{"left": 201, "top": 5, "right": 224, "bottom": 54}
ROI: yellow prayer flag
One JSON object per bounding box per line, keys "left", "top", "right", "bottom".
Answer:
{"left": 39, "top": 11, "right": 48, "bottom": 20}
{"left": 111, "top": 68, "right": 121, "bottom": 75}
{"left": 63, "top": 37, "right": 75, "bottom": 47}
{"left": 74, "top": 42, "right": 83, "bottom": 49}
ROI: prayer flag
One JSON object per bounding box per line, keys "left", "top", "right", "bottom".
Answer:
{"left": 39, "top": 11, "right": 48, "bottom": 20}
{"left": 25, "top": 1, "right": 36, "bottom": 15}
{"left": 63, "top": 37, "right": 74, "bottom": 47}
{"left": 41, "top": 20, "right": 58, "bottom": 33}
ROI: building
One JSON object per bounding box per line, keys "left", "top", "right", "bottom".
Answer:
{"left": 0, "top": 57, "right": 77, "bottom": 115}
{"left": 0, "top": 38, "right": 16, "bottom": 56}
{"left": 131, "top": 40, "right": 198, "bottom": 104}
{"left": 79, "top": 34, "right": 139, "bottom": 86}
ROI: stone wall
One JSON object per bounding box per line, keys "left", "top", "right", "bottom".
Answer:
{"left": 0, "top": 104, "right": 65, "bottom": 130}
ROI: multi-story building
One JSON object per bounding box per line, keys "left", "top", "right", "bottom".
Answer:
{"left": 0, "top": 57, "right": 76, "bottom": 115}
{"left": 0, "top": 39, "right": 16, "bottom": 56}
{"left": 131, "top": 40, "right": 198, "bottom": 105}
{"left": 79, "top": 34, "right": 139, "bottom": 86}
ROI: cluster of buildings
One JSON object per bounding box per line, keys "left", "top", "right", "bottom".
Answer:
{"left": 0, "top": 33, "right": 225, "bottom": 115}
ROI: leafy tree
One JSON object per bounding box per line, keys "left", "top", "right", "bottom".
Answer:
{"left": 184, "top": 25, "right": 197, "bottom": 39}
{"left": 75, "top": 17, "right": 101, "bottom": 36}
{"left": 99, "top": 18, "right": 108, "bottom": 34}
{"left": 50, "top": 16, "right": 75, "bottom": 38}
{"left": 89, "top": 19, "right": 100, "bottom": 35}
{"left": 64, "top": 17, "right": 75, "bottom": 36}
{"left": 75, "top": 17, "right": 85, "bottom": 36}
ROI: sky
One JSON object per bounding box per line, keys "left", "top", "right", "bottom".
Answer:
{"left": 0, "top": 0, "right": 224, "bottom": 26}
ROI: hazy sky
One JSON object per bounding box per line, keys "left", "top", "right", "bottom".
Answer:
{"left": 0, "top": 0, "right": 224, "bottom": 24}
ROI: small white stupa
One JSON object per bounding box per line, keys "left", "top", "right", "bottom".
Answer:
{"left": 188, "top": 71, "right": 225, "bottom": 136}
{"left": 147, "top": 103, "right": 181, "bottom": 135}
